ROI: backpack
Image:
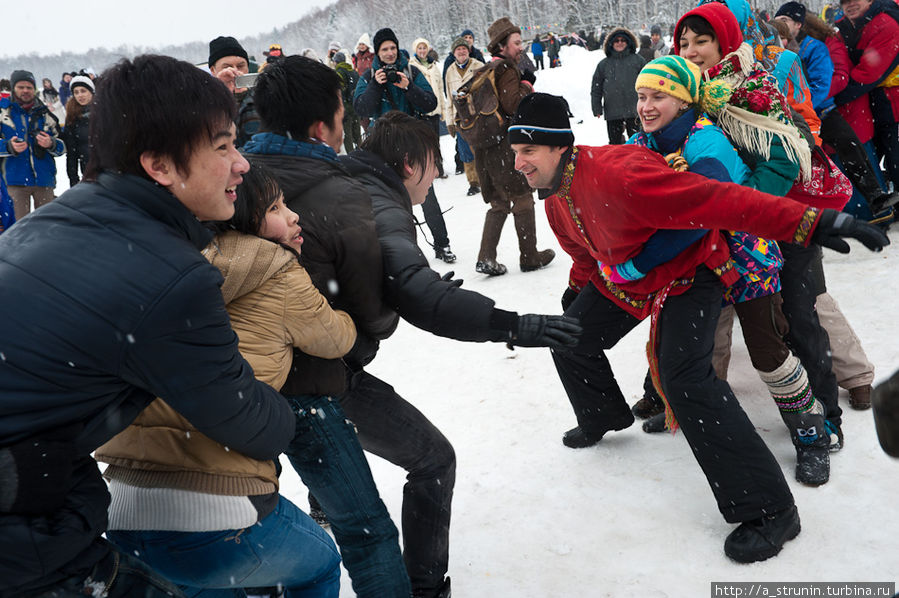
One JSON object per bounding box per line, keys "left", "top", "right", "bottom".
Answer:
{"left": 452, "top": 66, "right": 508, "bottom": 149}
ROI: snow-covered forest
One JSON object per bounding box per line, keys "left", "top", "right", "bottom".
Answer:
{"left": 1, "top": 0, "right": 836, "bottom": 82}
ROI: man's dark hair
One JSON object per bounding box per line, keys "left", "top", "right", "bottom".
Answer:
{"left": 254, "top": 55, "right": 342, "bottom": 139}
{"left": 212, "top": 162, "right": 282, "bottom": 237}
{"left": 85, "top": 54, "right": 236, "bottom": 181}
{"left": 361, "top": 110, "right": 441, "bottom": 182}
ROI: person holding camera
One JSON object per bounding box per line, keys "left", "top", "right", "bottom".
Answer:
{"left": 354, "top": 28, "right": 437, "bottom": 123}
{"left": 0, "top": 69, "right": 65, "bottom": 221}
{"left": 354, "top": 28, "right": 458, "bottom": 264}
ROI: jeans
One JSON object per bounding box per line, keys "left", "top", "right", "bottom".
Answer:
{"left": 284, "top": 394, "right": 410, "bottom": 598}
{"left": 339, "top": 369, "right": 456, "bottom": 596}
{"left": 553, "top": 270, "right": 794, "bottom": 523}
{"left": 29, "top": 540, "right": 185, "bottom": 598}
{"left": 107, "top": 496, "right": 341, "bottom": 598}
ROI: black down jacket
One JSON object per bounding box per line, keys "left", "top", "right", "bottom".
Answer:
{"left": 340, "top": 149, "right": 518, "bottom": 341}
{"left": 0, "top": 172, "right": 295, "bottom": 593}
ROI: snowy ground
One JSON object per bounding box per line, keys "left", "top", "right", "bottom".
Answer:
{"left": 63, "top": 44, "right": 897, "bottom": 596}
{"left": 314, "top": 45, "right": 897, "bottom": 596}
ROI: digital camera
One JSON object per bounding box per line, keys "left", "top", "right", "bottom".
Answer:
{"left": 382, "top": 63, "right": 400, "bottom": 84}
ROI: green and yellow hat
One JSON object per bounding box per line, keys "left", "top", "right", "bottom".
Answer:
{"left": 634, "top": 55, "right": 702, "bottom": 105}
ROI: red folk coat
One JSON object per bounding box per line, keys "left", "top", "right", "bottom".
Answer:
{"left": 544, "top": 145, "right": 822, "bottom": 319}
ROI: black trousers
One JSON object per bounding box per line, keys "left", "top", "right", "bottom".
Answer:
{"left": 820, "top": 108, "right": 884, "bottom": 202}
{"left": 606, "top": 117, "right": 640, "bottom": 145}
{"left": 870, "top": 88, "right": 899, "bottom": 189}
{"left": 419, "top": 115, "right": 450, "bottom": 249}
{"left": 553, "top": 270, "right": 794, "bottom": 523}
{"left": 534, "top": 55, "right": 544, "bottom": 70}
{"left": 339, "top": 369, "right": 456, "bottom": 595}
{"left": 779, "top": 243, "right": 841, "bottom": 425}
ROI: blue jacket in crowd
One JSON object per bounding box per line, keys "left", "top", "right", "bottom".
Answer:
{"left": 354, "top": 54, "right": 437, "bottom": 120}
{"left": 0, "top": 96, "right": 65, "bottom": 187}
{"left": 797, "top": 34, "right": 835, "bottom": 111}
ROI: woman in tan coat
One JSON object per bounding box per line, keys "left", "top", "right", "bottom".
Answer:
{"left": 98, "top": 165, "right": 411, "bottom": 596}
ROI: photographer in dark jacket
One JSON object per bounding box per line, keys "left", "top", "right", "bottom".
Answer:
{"left": 339, "top": 110, "right": 582, "bottom": 598}
{"left": 354, "top": 28, "right": 437, "bottom": 120}
{"left": 0, "top": 55, "right": 299, "bottom": 597}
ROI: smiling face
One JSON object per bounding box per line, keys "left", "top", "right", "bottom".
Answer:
{"left": 259, "top": 192, "right": 303, "bottom": 251}
{"left": 637, "top": 87, "right": 689, "bottom": 133}
{"left": 512, "top": 144, "right": 567, "bottom": 189}
{"left": 453, "top": 44, "right": 470, "bottom": 63}
{"left": 612, "top": 36, "right": 629, "bottom": 52}
{"left": 416, "top": 43, "right": 429, "bottom": 60}
{"left": 378, "top": 41, "right": 398, "bottom": 65}
{"left": 165, "top": 122, "right": 249, "bottom": 221}
{"left": 678, "top": 28, "right": 722, "bottom": 73}
{"left": 841, "top": 0, "right": 874, "bottom": 21}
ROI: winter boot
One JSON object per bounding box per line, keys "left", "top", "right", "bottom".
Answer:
{"left": 848, "top": 384, "right": 872, "bottom": 410}
{"left": 435, "top": 245, "right": 457, "bottom": 264}
{"left": 466, "top": 184, "right": 481, "bottom": 196}
{"left": 724, "top": 505, "right": 801, "bottom": 563}
{"left": 307, "top": 492, "right": 330, "bottom": 528}
{"left": 563, "top": 408, "right": 635, "bottom": 448}
{"left": 633, "top": 374, "right": 665, "bottom": 419}
{"left": 513, "top": 209, "right": 555, "bottom": 272}
{"left": 780, "top": 401, "right": 830, "bottom": 486}
{"left": 642, "top": 411, "right": 669, "bottom": 433}
{"left": 476, "top": 211, "right": 508, "bottom": 276}
{"left": 759, "top": 355, "right": 830, "bottom": 486}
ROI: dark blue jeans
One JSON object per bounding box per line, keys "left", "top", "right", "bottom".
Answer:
{"left": 107, "top": 496, "right": 340, "bottom": 598}
{"left": 283, "top": 394, "right": 410, "bottom": 598}
{"left": 29, "top": 540, "right": 185, "bottom": 598}
{"left": 339, "top": 370, "right": 456, "bottom": 596}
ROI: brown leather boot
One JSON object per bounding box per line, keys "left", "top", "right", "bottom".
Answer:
{"left": 849, "top": 384, "right": 872, "bottom": 410}
{"left": 476, "top": 211, "right": 508, "bottom": 276}
{"left": 514, "top": 209, "right": 554, "bottom": 272}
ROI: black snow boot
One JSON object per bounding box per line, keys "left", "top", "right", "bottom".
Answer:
{"left": 414, "top": 576, "right": 451, "bottom": 598}
{"left": 631, "top": 393, "right": 665, "bottom": 419}
{"left": 780, "top": 402, "right": 830, "bottom": 486}
{"left": 724, "top": 505, "right": 801, "bottom": 563}
{"left": 641, "top": 411, "right": 669, "bottom": 433}
{"left": 562, "top": 412, "right": 634, "bottom": 448}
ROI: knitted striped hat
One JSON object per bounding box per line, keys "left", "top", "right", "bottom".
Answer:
{"left": 634, "top": 56, "right": 701, "bottom": 105}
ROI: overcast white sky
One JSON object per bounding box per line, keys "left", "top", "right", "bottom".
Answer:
{"left": 3, "top": 1, "right": 331, "bottom": 57}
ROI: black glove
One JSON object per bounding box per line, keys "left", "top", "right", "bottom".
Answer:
{"left": 521, "top": 70, "right": 537, "bottom": 85}
{"left": 440, "top": 270, "right": 464, "bottom": 288}
{"left": 343, "top": 333, "right": 379, "bottom": 372}
{"left": 509, "top": 314, "right": 582, "bottom": 349}
{"left": 561, "top": 287, "right": 579, "bottom": 312}
{"left": 811, "top": 209, "right": 890, "bottom": 254}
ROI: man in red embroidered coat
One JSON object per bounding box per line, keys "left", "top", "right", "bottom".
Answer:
{"left": 509, "top": 93, "right": 888, "bottom": 563}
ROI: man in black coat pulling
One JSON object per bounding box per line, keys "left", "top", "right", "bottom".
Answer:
{"left": 339, "top": 110, "right": 582, "bottom": 598}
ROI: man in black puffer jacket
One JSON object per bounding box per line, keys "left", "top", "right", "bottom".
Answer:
{"left": 0, "top": 56, "right": 299, "bottom": 597}
{"left": 249, "top": 57, "right": 580, "bottom": 598}
{"left": 339, "top": 110, "right": 582, "bottom": 598}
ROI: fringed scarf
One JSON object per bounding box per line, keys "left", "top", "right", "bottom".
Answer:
{"left": 703, "top": 44, "right": 813, "bottom": 182}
